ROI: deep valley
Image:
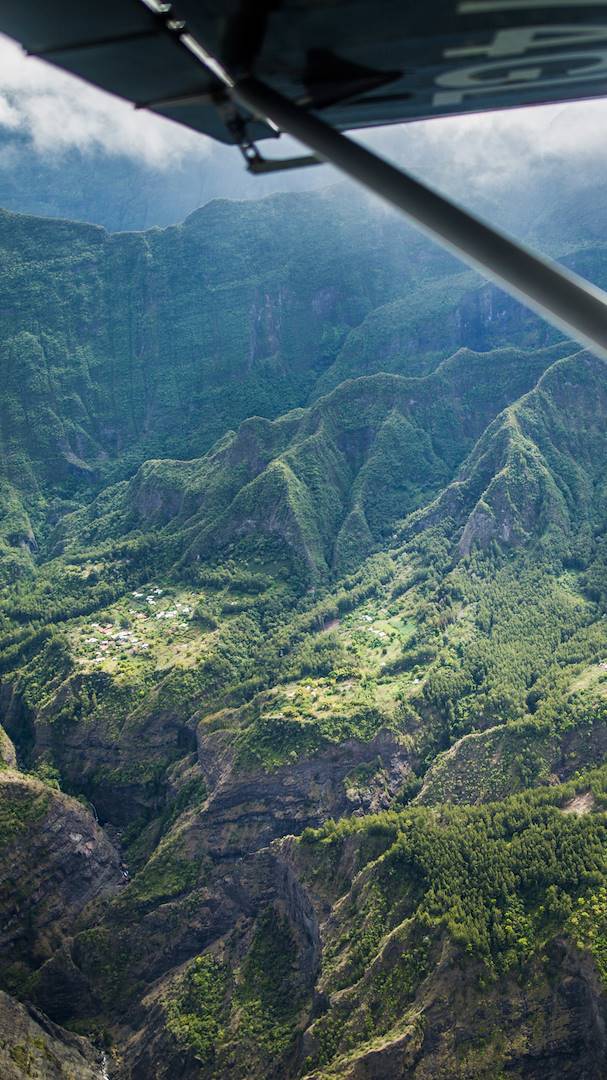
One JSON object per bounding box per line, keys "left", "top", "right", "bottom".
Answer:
{"left": 2, "top": 189, "right": 607, "bottom": 1078}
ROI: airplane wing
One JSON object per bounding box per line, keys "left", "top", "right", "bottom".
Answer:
{"left": 2, "top": 0, "right": 607, "bottom": 357}
{"left": 2, "top": 2, "right": 607, "bottom": 143}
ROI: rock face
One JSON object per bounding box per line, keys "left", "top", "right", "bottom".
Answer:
{"left": 120, "top": 845, "right": 322, "bottom": 1080}
{"left": 0, "top": 771, "right": 123, "bottom": 971}
{"left": 195, "top": 726, "right": 413, "bottom": 857}
{"left": 95, "top": 819, "right": 607, "bottom": 1080}
{"left": 0, "top": 989, "right": 102, "bottom": 1079}
{"left": 28, "top": 684, "right": 197, "bottom": 827}
{"left": 22, "top": 725, "right": 413, "bottom": 1028}
{"left": 306, "top": 941, "right": 607, "bottom": 1080}
{"left": 0, "top": 724, "right": 17, "bottom": 768}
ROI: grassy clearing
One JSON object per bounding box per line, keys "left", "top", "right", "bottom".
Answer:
{"left": 68, "top": 584, "right": 220, "bottom": 680}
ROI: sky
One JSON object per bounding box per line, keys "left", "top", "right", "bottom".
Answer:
{"left": 1, "top": 30, "right": 607, "bottom": 226}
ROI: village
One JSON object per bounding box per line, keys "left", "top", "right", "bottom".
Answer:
{"left": 71, "top": 585, "right": 204, "bottom": 675}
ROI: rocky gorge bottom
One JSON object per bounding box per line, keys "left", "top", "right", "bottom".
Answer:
{"left": 2, "top": 687, "right": 607, "bottom": 1080}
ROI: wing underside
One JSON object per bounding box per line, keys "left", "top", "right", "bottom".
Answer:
{"left": 2, "top": 2, "right": 607, "bottom": 144}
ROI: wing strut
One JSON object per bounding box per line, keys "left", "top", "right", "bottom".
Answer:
{"left": 230, "top": 76, "right": 607, "bottom": 359}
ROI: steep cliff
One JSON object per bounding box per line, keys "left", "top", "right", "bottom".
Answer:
{"left": 3, "top": 194, "right": 607, "bottom": 1078}
{"left": 0, "top": 989, "right": 103, "bottom": 1079}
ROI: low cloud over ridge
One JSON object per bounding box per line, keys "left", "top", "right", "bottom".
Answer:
{"left": 0, "top": 33, "right": 210, "bottom": 167}
{"left": 2, "top": 30, "right": 607, "bottom": 224}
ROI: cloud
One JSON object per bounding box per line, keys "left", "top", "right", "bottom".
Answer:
{"left": 2, "top": 26, "right": 607, "bottom": 203}
{"left": 360, "top": 96, "right": 607, "bottom": 198}
{"left": 0, "top": 33, "right": 211, "bottom": 167}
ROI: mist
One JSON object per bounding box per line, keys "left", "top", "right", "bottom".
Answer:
{"left": 1, "top": 31, "right": 606, "bottom": 237}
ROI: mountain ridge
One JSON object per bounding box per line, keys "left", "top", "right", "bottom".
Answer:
{"left": 2, "top": 194, "right": 607, "bottom": 1078}
{"left": 2, "top": 191, "right": 602, "bottom": 582}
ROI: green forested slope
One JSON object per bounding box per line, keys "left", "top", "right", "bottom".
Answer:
{"left": 3, "top": 192, "right": 604, "bottom": 582}
{"left": 50, "top": 342, "right": 569, "bottom": 579}
{"left": 2, "top": 197, "right": 607, "bottom": 1078}
{"left": 0, "top": 192, "right": 454, "bottom": 496}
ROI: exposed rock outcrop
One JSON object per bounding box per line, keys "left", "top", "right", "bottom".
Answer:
{"left": 0, "top": 771, "right": 123, "bottom": 970}
{"left": 303, "top": 940, "right": 607, "bottom": 1079}
{"left": 195, "top": 725, "right": 413, "bottom": 857}
{"left": 0, "top": 989, "right": 102, "bottom": 1079}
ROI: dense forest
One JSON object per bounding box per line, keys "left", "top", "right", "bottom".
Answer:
{"left": 1, "top": 188, "right": 607, "bottom": 1078}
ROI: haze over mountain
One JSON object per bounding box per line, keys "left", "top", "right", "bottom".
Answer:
{"left": 2, "top": 117, "right": 607, "bottom": 1079}
{"left": 3, "top": 29, "right": 607, "bottom": 241}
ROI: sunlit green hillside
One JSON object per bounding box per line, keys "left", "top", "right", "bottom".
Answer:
{"left": 1, "top": 196, "right": 607, "bottom": 1078}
